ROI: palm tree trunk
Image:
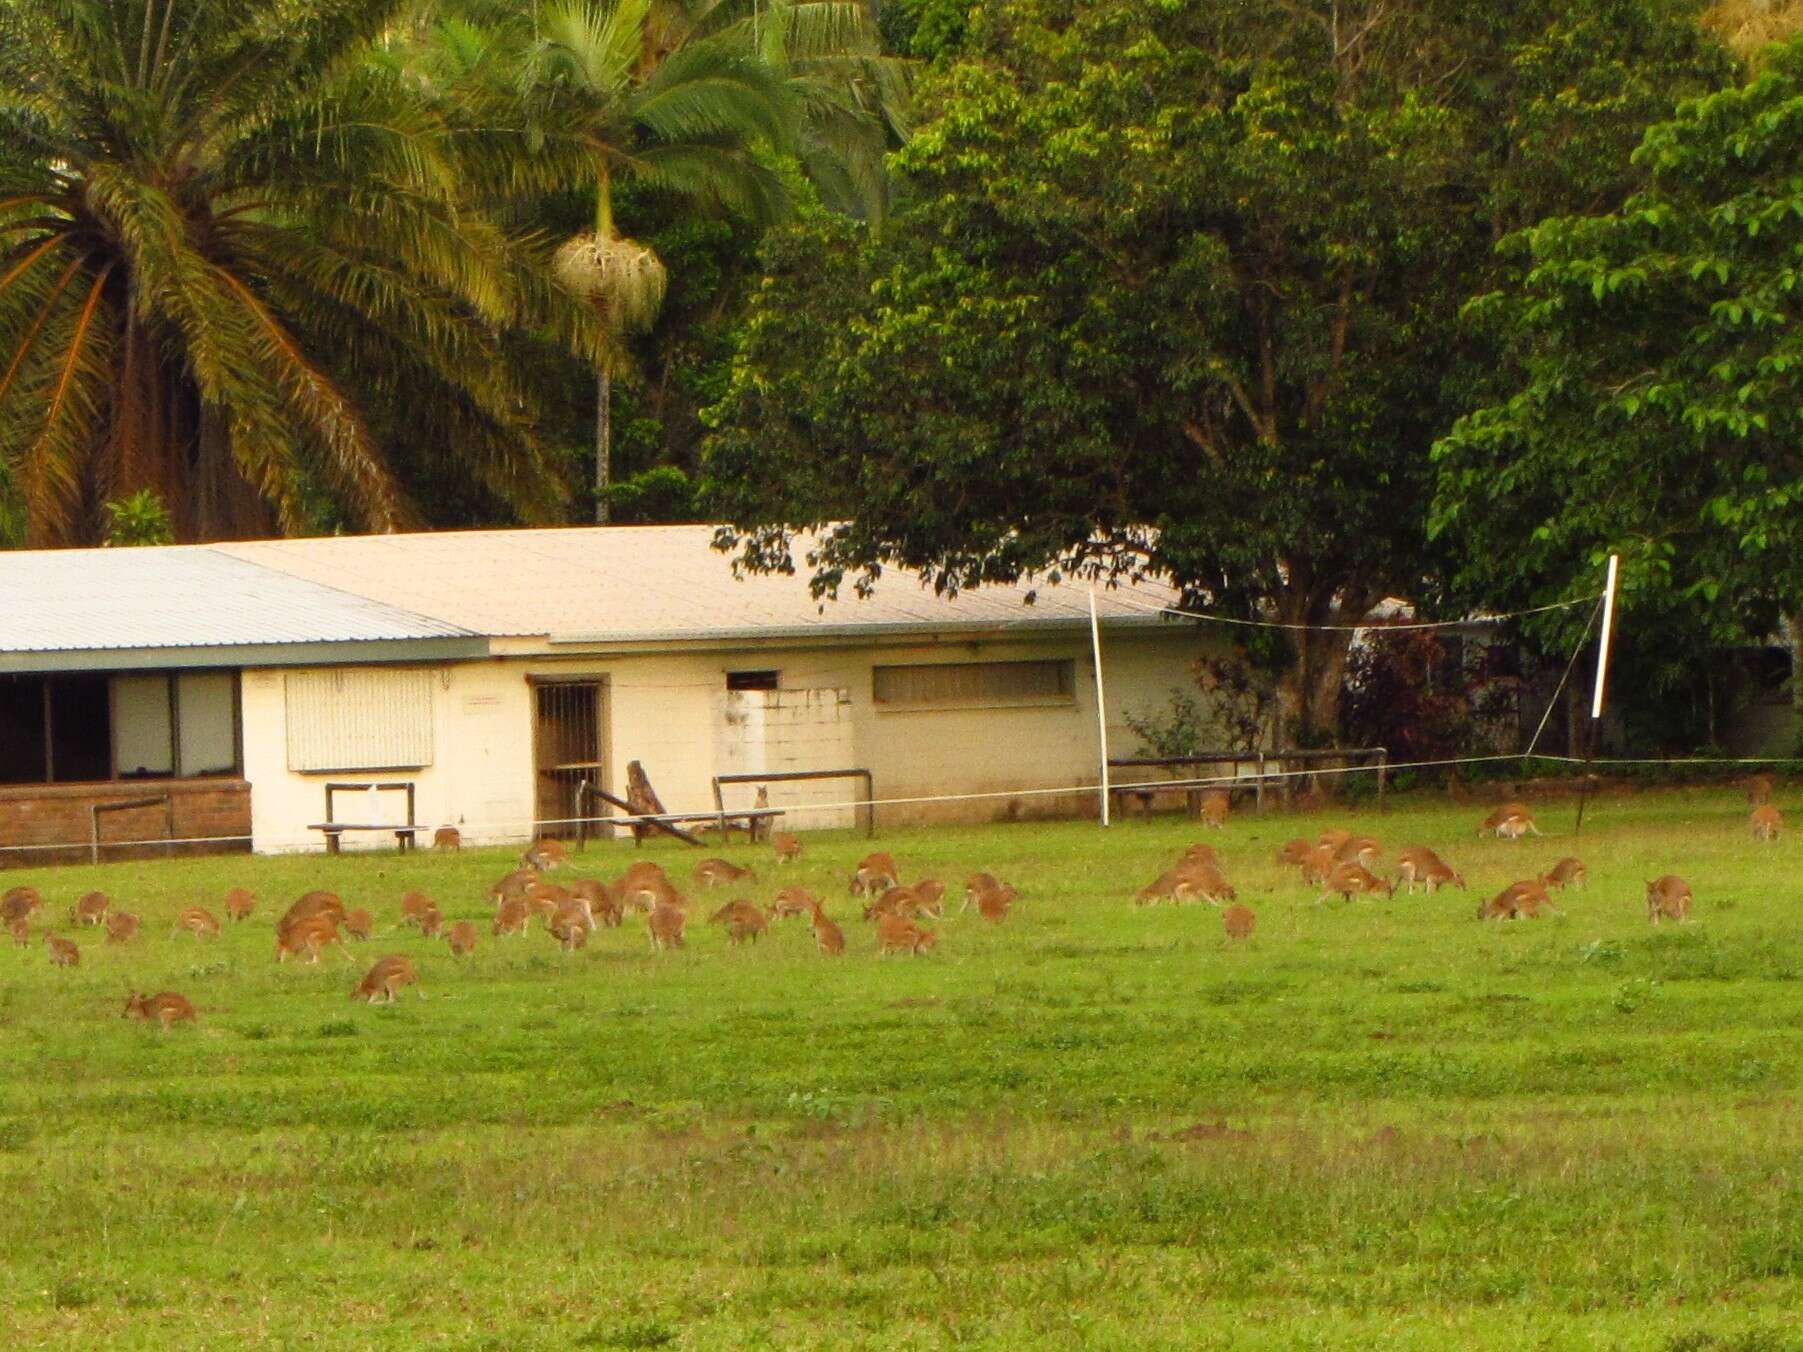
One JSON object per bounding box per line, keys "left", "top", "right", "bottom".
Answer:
{"left": 595, "top": 363, "right": 611, "bottom": 524}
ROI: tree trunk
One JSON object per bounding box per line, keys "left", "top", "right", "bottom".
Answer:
{"left": 594, "top": 363, "right": 611, "bottom": 525}
{"left": 1272, "top": 589, "right": 1366, "bottom": 751}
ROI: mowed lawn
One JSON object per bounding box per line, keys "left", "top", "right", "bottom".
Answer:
{"left": 3, "top": 788, "right": 1803, "bottom": 1349}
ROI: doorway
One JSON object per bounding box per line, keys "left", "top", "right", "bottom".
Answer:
{"left": 532, "top": 679, "right": 609, "bottom": 839}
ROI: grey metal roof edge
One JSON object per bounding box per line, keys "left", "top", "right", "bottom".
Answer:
{"left": 0, "top": 636, "right": 491, "bottom": 674}
{"left": 198, "top": 547, "right": 483, "bottom": 638}
{"left": 543, "top": 611, "right": 1181, "bottom": 647}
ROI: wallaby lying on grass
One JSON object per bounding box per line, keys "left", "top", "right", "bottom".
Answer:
{"left": 123, "top": 991, "right": 197, "bottom": 1027}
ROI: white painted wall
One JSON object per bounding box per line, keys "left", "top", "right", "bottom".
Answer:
{"left": 238, "top": 626, "right": 1212, "bottom": 852}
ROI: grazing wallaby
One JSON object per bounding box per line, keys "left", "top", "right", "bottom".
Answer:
{"left": 1276, "top": 839, "right": 1314, "bottom": 867}
{"left": 342, "top": 908, "right": 374, "bottom": 941}
{"left": 911, "top": 880, "right": 948, "bottom": 917}
{"left": 1, "top": 886, "right": 42, "bottom": 923}
{"left": 493, "top": 898, "right": 530, "bottom": 937}
{"left": 693, "top": 857, "right": 755, "bottom": 888}
{"left": 770, "top": 886, "right": 819, "bottom": 919}
{"left": 617, "top": 863, "right": 675, "bottom": 913}
{"left": 553, "top": 896, "right": 596, "bottom": 936}
{"left": 1745, "top": 772, "right": 1776, "bottom": 806}
{"left": 974, "top": 879, "right": 1018, "bottom": 924}
{"left": 1542, "top": 857, "right": 1587, "bottom": 890}
{"left": 9, "top": 916, "right": 32, "bottom": 947}
{"left": 647, "top": 900, "right": 687, "bottom": 951}
{"left": 522, "top": 838, "right": 570, "bottom": 870}
{"left": 849, "top": 852, "right": 901, "bottom": 896}
{"left": 275, "top": 914, "right": 342, "bottom": 964}
{"left": 1199, "top": 791, "right": 1230, "bottom": 828}
{"left": 446, "top": 920, "right": 478, "bottom": 956}
{"left": 1320, "top": 863, "right": 1394, "bottom": 904}
{"left": 490, "top": 868, "right": 538, "bottom": 906}
{"left": 1480, "top": 803, "right": 1539, "bottom": 838}
{"left": 278, "top": 892, "right": 344, "bottom": 935}
{"left": 1317, "top": 828, "right": 1352, "bottom": 853}
{"left": 1646, "top": 875, "right": 1693, "bottom": 925}
{"left": 876, "top": 913, "right": 937, "bottom": 955}
{"left": 223, "top": 887, "right": 256, "bottom": 922}
{"left": 352, "top": 955, "right": 421, "bottom": 1003}
{"left": 1301, "top": 845, "right": 1338, "bottom": 887}
{"left": 709, "top": 898, "right": 768, "bottom": 945}
{"left": 433, "top": 826, "right": 462, "bottom": 850}
{"left": 1751, "top": 804, "right": 1782, "bottom": 842}
{"left": 70, "top": 891, "right": 110, "bottom": 926}
{"left": 549, "top": 913, "right": 589, "bottom": 952}
{"left": 1137, "top": 862, "right": 1233, "bottom": 905}
{"left": 104, "top": 911, "right": 138, "bottom": 944}
{"left": 1480, "top": 878, "right": 1557, "bottom": 921}
{"left": 523, "top": 881, "right": 570, "bottom": 921}
{"left": 416, "top": 905, "right": 443, "bottom": 939}
{"left": 809, "top": 900, "right": 846, "bottom": 956}
{"left": 1180, "top": 842, "right": 1220, "bottom": 867}
{"left": 399, "top": 891, "right": 437, "bottom": 929}
{"left": 123, "top": 991, "right": 197, "bottom": 1027}
{"left": 1222, "top": 904, "right": 1256, "bottom": 941}
{"left": 864, "top": 885, "right": 917, "bottom": 922}
{"left": 1396, "top": 847, "right": 1446, "bottom": 893}
{"left": 177, "top": 906, "right": 221, "bottom": 938}
{"left": 773, "top": 833, "right": 803, "bottom": 863}
{"left": 46, "top": 933, "right": 79, "bottom": 967}
{"left": 1333, "top": 835, "right": 1382, "bottom": 867}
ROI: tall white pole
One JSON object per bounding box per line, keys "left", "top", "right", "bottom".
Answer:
{"left": 1591, "top": 554, "right": 1621, "bottom": 719}
{"left": 1089, "top": 587, "right": 1111, "bottom": 827}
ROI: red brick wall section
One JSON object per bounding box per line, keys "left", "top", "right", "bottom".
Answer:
{"left": 0, "top": 779, "right": 251, "bottom": 867}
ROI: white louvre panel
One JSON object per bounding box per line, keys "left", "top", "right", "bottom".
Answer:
{"left": 285, "top": 670, "right": 435, "bottom": 772}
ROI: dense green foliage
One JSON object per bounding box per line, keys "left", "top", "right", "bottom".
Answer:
{"left": 705, "top": 0, "right": 1734, "bottom": 743}
{"left": 4, "top": 797, "right": 1803, "bottom": 1344}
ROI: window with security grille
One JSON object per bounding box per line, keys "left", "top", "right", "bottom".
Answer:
{"left": 872, "top": 660, "right": 1075, "bottom": 708}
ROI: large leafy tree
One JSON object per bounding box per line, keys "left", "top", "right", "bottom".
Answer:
{"left": 1433, "top": 37, "right": 1803, "bottom": 706}
{"left": 0, "top": 0, "right": 598, "bottom": 544}
{"left": 707, "top": 0, "right": 1731, "bottom": 744}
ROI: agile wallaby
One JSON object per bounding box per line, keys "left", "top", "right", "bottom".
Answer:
{"left": 177, "top": 906, "right": 221, "bottom": 938}
{"left": 1646, "top": 875, "right": 1693, "bottom": 925}
{"left": 1751, "top": 804, "right": 1782, "bottom": 842}
{"left": 224, "top": 887, "right": 256, "bottom": 922}
{"left": 351, "top": 955, "right": 421, "bottom": 1003}
{"left": 70, "top": 892, "right": 110, "bottom": 926}
{"left": 876, "top": 913, "right": 937, "bottom": 956}
{"left": 1222, "top": 904, "right": 1256, "bottom": 941}
{"left": 123, "top": 991, "right": 197, "bottom": 1027}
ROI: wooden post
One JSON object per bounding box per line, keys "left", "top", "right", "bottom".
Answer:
{"left": 1376, "top": 749, "right": 1388, "bottom": 814}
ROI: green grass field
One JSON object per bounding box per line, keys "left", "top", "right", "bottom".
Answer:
{"left": 3, "top": 788, "right": 1802, "bottom": 1349}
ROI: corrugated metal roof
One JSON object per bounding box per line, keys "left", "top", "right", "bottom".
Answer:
{"left": 0, "top": 545, "right": 474, "bottom": 653}
{"left": 218, "top": 526, "right": 1181, "bottom": 642}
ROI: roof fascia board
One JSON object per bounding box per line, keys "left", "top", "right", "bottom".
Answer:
{"left": 542, "top": 613, "right": 1178, "bottom": 651}
{"left": 0, "top": 636, "right": 491, "bottom": 674}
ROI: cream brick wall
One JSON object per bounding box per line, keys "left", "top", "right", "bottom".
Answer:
{"left": 239, "top": 626, "right": 1211, "bottom": 851}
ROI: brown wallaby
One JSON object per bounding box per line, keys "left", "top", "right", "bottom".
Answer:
{"left": 709, "top": 898, "right": 768, "bottom": 945}
{"left": 876, "top": 913, "right": 937, "bottom": 956}
{"left": 1317, "top": 828, "right": 1352, "bottom": 852}
{"left": 849, "top": 851, "right": 900, "bottom": 896}
{"left": 46, "top": 933, "right": 79, "bottom": 967}
{"left": 1199, "top": 791, "right": 1230, "bottom": 828}
{"left": 1301, "top": 844, "right": 1338, "bottom": 886}
{"left": 1646, "top": 875, "right": 1693, "bottom": 924}
{"left": 1180, "top": 842, "right": 1220, "bottom": 867}
{"left": 434, "top": 826, "right": 462, "bottom": 850}
{"left": 1479, "top": 878, "right": 1557, "bottom": 921}
{"left": 1319, "top": 863, "right": 1394, "bottom": 904}
{"left": 864, "top": 885, "right": 917, "bottom": 922}
{"left": 224, "top": 887, "right": 256, "bottom": 922}
{"left": 352, "top": 955, "right": 421, "bottom": 1003}
{"left": 416, "top": 904, "right": 443, "bottom": 939}
{"left": 770, "top": 886, "right": 819, "bottom": 919}
{"left": 553, "top": 896, "right": 596, "bottom": 936}
{"left": 1, "top": 886, "right": 42, "bottom": 923}
{"left": 548, "top": 913, "right": 589, "bottom": 952}
{"left": 1333, "top": 835, "right": 1382, "bottom": 867}
{"left": 1479, "top": 803, "right": 1539, "bottom": 838}
{"left": 809, "top": 900, "right": 846, "bottom": 956}
{"left": 278, "top": 892, "right": 344, "bottom": 935}
{"left": 1276, "top": 839, "right": 1314, "bottom": 867}
{"left": 177, "top": 906, "right": 221, "bottom": 938}
{"left": 342, "top": 908, "right": 374, "bottom": 941}
{"left": 647, "top": 900, "right": 687, "bottom": 951}
{"left": 493, "top": 898, "right": 530, "bottom": 937}
{"left": 9, "top": 915, "right": 32, "bottom": 947}
{"left": 70, "top": 891, "right": 110, "bottom": 926}
{"left": 773, "top": 833, "right": 803, "bottom": 863}
{"left": 521, "top": 838, "right": 570, "bottom": 870}
{"left": 524, "top": 881, "right": 570, "bottom": 921}
{"left": 1751, "top": 804, "right": 1782, "bottom": 842}
{"left": 1222, "top": 904, "right": 1256, "bottom": 941}
{"left": 446, "top": 920, "right": 479, "bottom": 956}
{"left": 1745, "top": 772, "right": 1776, "bottom": 805}
{"left": 967, "top": 874, "right": 1018, "bottom": 922}
{"left": 1542, "top": 856, "right": 1587, "bottom": 890}
{"left": 617, "top": 864, "right": 676, "bottom": 913}
{"left": 399, "top": 891, "right": 437, "bottom": 928}
{"left": 1137, "top": 862, "right": 1233, "bottom": 905}
{"left": 694, "top": 857, "right": 755, "bottom": 888}
{"left": 123, "top": 991, "right": 197, "bottom": 1027}
{"left": 275, "top": 914, "right": 342, "bottom": 963}
{"left": 104, "top": 911, "right": 138, "bottom": 944}
{"left": 911, "top": 880, "right": 948, "bottom": 918}
{"left": 490, "top": 868, "right": 538, "bottom": 906}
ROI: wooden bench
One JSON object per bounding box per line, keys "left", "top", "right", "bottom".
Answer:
{"left": 309, "top": 781, "right": 418, "bottom": 854}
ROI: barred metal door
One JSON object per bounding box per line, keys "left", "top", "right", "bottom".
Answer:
{"left": 532, "top": 681, "right": 606, "bottom": 838}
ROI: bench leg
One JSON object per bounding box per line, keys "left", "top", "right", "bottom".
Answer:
{"left": 325, "top": 834, "right": 341, "bottom": 855}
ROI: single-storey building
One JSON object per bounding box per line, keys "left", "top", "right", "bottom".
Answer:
{"left": 0, "top": 526, "right": 1206, "bottom": 859}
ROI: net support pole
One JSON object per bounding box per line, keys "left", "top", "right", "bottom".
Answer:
{"left": 1576, "top": 554, "right": 1620, "bottom": 836}
{"left": 1089, "top": 587, "right": 1111, "bottom": 827}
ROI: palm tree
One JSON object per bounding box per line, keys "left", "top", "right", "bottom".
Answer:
{"left": 0, "top": 0, "right": 596, "bottom": 544}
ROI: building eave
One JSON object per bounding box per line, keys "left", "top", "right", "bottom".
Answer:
{"left": 0, "top": 636, "right": 492, "bottom": 675}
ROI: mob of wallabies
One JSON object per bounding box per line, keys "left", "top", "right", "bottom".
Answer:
{"left": 8, "top": 774, "right": 1782, "bottom": 1025}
